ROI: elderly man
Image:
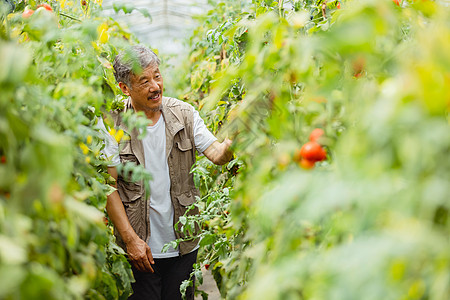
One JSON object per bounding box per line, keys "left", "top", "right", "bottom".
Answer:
{"left": 101, "top": 45, "right": 232, "bottom": 299}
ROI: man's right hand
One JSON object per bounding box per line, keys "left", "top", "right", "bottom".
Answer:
{"left": 126, "top": 237, "right": 155, "bottom": 273}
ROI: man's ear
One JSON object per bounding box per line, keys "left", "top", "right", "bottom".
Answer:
{"left": 119, "top": 82, "right": 131, "bottom": 96}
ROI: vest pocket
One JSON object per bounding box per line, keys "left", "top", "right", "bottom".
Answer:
{"left": 118, "top": 144, "right": 141, "bottom": 196}
{"left": 174, "top": 191, "right": 200, "bottom": 253}
{"left": 117, "top": 153, "right": 142, "bottom": 203}
{"left": 174, "top": 191, "right": 198, "bottom": 226}
{"left": 175, "top": 138, "right": 194, "bottom": 173}
{"left": 118, "top": 140, "right": 138, "bottom": 163}
{"left": 119, "top": 139, "right": 132, "bottom": 153}
{"left": 176, "top": 139, "right": 193, "bottom": 151}
{"left": 117, "top": 178, "right": 143, "bottom": 203}
{"left": 176, "top": 191, "right": 196, "bottom": 206}
{"left": 117, "top": 180, "right": 147, "bottom": 243}
{"left": 174, "top": 191, "right": 199, "bottom": 224}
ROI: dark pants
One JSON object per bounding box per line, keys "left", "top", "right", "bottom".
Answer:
{"left": 129, "top": 249, "right": 198, "bottom": 300}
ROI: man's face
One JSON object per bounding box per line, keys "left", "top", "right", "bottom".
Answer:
{"left": 120, "top": 63, "right": 164, "bottom": 114}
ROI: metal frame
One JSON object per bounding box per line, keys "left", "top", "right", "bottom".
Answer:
{"left": 102, "top": 0, "right": 210, "bottom": 55}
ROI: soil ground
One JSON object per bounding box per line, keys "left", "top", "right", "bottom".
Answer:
{"left": 195, "top": 268, "right": 221, "bottom": 300}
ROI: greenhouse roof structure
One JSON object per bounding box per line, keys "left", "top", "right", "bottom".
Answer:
{"left": 102, "top": 0, "right": 209, "bottom": 57}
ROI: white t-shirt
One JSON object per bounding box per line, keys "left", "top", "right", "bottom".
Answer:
{"left": 98, "top": 106, "right": 217, "bottom": 258}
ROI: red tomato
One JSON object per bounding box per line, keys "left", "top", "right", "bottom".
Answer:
{"left": 37, "top": 3, "right": 53, "bottom": 11}
{"left": 0, "top": 156, "right": 6, "bottom": 164}
{"left": 22, "top": 8, "right": 35, "bottom": 18}
{"left": 205, "top": 264, "right": 210, "bottom": 270}
{"left": 300, "top": 141, "right": 327, "bottom": 162}
{"left": 300, "top": 158, "right": 315, "bottom": 169}
{"left": 337, "top": 2, "right": 341, "bottom": 9}
{"left": 309, "top": 128, "right": 325, "bottom": 143}
{"left": 393, "top": 0, "right": 401, "bottom": 6}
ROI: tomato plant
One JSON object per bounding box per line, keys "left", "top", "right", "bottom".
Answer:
{"left": 171, "top": 0, "right": 450, "bottom": 299}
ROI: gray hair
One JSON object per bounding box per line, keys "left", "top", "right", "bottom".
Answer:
{"left": 113, "top": 45, "right": 160, "bottom": 86}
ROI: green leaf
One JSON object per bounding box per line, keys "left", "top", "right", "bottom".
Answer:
{"left": 0, "top": 43, "right": 31, "bottom": 84}
{"left": 199, "top": 234, "right": 216, "bottom": 247}
{"left": 0, "top": 265, "right": 26, "bottom": 298}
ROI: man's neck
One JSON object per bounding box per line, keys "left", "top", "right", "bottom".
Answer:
{"left": 146, "top": 110, "right": 162, "bottom": 126}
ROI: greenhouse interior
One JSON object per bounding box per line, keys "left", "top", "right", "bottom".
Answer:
{"left": 0, "top": 0, "right": 449, "bottom": 299}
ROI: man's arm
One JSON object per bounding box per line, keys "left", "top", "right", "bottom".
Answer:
{"left": 106, "top": 166, "right": 154, "bottom": 273}
{"left": 202, "top": 138, "right": 233, "bottom": 165}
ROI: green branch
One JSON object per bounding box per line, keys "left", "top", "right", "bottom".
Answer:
{"left": 59, "top": 12, "right": 81, "bottom": 22}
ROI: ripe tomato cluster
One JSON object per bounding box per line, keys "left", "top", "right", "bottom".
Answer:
{"left": 22, "top": 3, "right": 53, "bottom": 18}
{"left": 294, "top": 128, "right": 327, "bottom": 169}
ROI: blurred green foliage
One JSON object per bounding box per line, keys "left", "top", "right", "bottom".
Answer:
{"left": 173, "top": 0, "right": 450, "bottom": 299}
{"left": 0, "top": 0, "right": 146, "bottom": 298}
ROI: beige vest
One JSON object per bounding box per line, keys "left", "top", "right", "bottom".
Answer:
{"left": 111, "top": 97, "right": 200, "bottom": 256}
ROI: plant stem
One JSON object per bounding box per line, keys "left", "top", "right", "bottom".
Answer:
{"left": 278, "top": 0, "right": 284, "bottom": 18}
{"left": 59, "top": 12, "right": 81, "bottom": 22}
{"left": 322, "top": 0, "right": 327, "bottom": 20}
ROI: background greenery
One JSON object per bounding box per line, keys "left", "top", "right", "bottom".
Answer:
{"left": 172, "top": 0, "right": 449, "bottom": 299}
{"left": 0, "top": 0, "right": 138, "bottom": 298}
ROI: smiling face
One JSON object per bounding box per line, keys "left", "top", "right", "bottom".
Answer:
{"left": 119, "top": 63, "right": 164, "bottom": 115}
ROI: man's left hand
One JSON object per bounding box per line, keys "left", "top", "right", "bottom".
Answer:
{"left": 203, "top": 139, "right": 233, "bottom": 165}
